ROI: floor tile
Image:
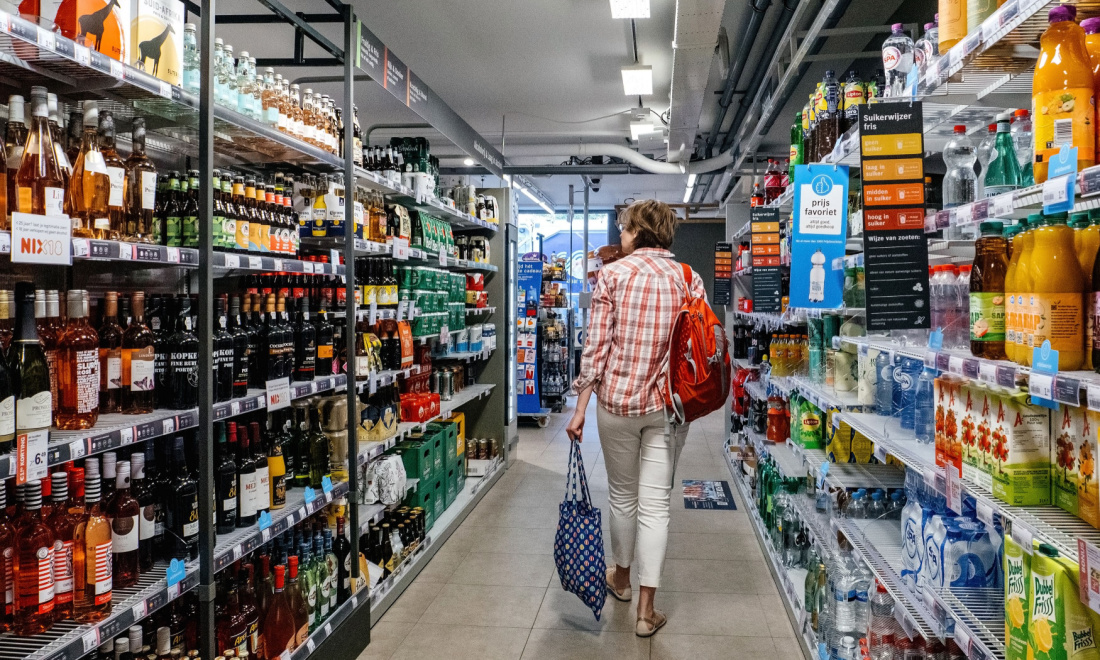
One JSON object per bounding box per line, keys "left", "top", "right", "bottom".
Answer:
{"left": 377, "top": 580, "right": 446, "bottom": 623}
{"left": 520, "top": 628, "right": 649, "bottom": 660}
{"left": 655, "top": 591, "right": 773, "bottom": 637}
{"left": 659, "top": 558, "right": 773, "bottom": 594}
{"left": 664, "top": 532, "right": 764, "bottom": 561}
{"left": 448, "top": 551, "right": 557, "bottom": 587}
{"left": 466, "top": 524, "right": 557, "bottom": 555}
{"left": 532, "top": 582, "right": 640, "bottom": 633}
{"left": 355, "top": 621, "right": 415, "bottom": 660}
{"left": 389, "top": 623, "right": 531, "bottom": 660}
{"left": 651, "top": 633, "right": 778, "bottom": 660}
{"left": 419, "top": 583, "right": 547, "bottom": 628}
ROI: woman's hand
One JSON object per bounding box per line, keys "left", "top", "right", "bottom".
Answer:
{"left": 566, "top": 410, "right": 585, "bottom": 442}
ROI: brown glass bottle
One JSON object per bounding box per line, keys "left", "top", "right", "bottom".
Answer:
{"left": 107, "top": 461, "right": 140, "bottom": 588}
{"left": 57, "top": 290, "right": 100, "bottom": 429}
{"left": 37, "top": 290, "right": 59, "bottom": 418}
{"left": 0, "top": 483, "right": 15, "bottom": 631}
{"left": 969, "top": 221, "right": 1009, "bottom": 359}
{"left": 98, "top": 110, "right": 126, "bottom": 241}
{"left": 124, "top": 118, "right": 158, "bottom": 244}
{"left": 73, "top": 458, "right": 112, "bottom": 622}
{"left": 66, "top": 100, "right": 111, "bottom": 239}
{"left": 15, "top": 87, "right": 66, "bottom": 217}
{"left": 122, "top": 292, "right": 156, "bottom": 414}
{"left": 13, "top": 479, "right": 55, "bottom": 636}
{"left": 47, "top": 471, "right": 76, "bottom": 622}
{"left": 98, "top": 292, "right": 123, "bottom": 414}
{"left": 5, "top": 95, "right": 26, "bottom": 226}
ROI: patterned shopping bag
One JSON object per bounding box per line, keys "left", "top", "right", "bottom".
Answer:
{"left": 553, "top": 440, "right": 606, "bottom": 620}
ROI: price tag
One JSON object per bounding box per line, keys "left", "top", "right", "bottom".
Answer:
{"left": 1029, "top": 372, "right": 1054, "bottom": 400}
{"left": 230, "top": 400, "right": 241, "bottom": 416}
{"left": 304, "top": 487, "right": 317, "bottom": 504}
{"left": 231, "top": 544, "right": 243, "bottom": 560}
{"left": 162, "top": 418, "right": 175, "bottom": 434}
{"left": 439, "top": 325, "right": 451, "bottom": 345}
{"left": 68, "top": 439, "right": 86, "bottom": 459}
{"left": 948, "top": 355, "right": 965, "bottom": 376}
{"left": 1012, "top": 522, "right": 1034, "bottom": 554}
{"left": 955, "top": 204, "right": 974, "bottom": 225}
{"left": 132, "top": 600, "right": 147, "bottom": 620}
{"left": 35, "top": 26, "right": 54, "bottom": 50}
{"left": 118, "top": 242, "right": 133, "bottom": 260}
{"left": 300, "top": 260, "right": 312, "bottom": 273}
{"left": 397, "top": 300, "right": 408, "bottom": 322}
{"left": 306, "top": 639, "right": 316, "bottom": 653}
{"left": 322, "top": 475, "right": 333, "bottom": 494}
{"left": 248, "top": 256, "right": 262, "bottom": 270}
{"left": 166, "top": 558, "right": 186, "bottom": 587}
{"left": 369, "top": 375, "right": 377, "bottom": 395}
{"left": 977, "top": 500, "right": 995, "bottom": 528}
{"left": 946, "top": 466, "right": 963, "bottom": 514}
{"left": 11, "top": 212, "right": 72, "bottom": 265}
{"left": 16, "top": 429, "right": 48, "bottom": 485}
{"left": 923, "top": 466, "right": 939, "bottom": 491}
{"left": 991, "top": 192, "right": 1015, "bottom": 218}
{"left": 266, "top": 377, "right": 291, "bottom": 411}
{"left": 1087, "top": 384, "right": 1100, "bottom": 412}
{"left": 979, "top": 362, "right": 997, "bottom": 383}
{"left": 280, "top": 652, "right": 291, "bottom": 660}
{"left": 324, "top": 622, "right": 332, "bottom": 636}
{"left": 82, "top": 629, "right": 100, "bottom": 653}
{"left": 1043, "top": 174, "right": 1071, "bottom": 207}
{"left": 157, "top": 81, "right": 172, "bottom": 99}
{"left": 73, "top": 43, "right": 90, "bottom": 66}
{"left": 873, "top": 443, "right": 887, "bottom": 463}
{"left": 261, "top": 527, "right": 271, "bottom": 542}
{"left": 109, "top": 59, "right": 124, "bottom": 79}
{"left": 224, "top": 254, "right": 240, "bottom": 268}
{"left": 392, "top": 237, "right": 409, "bottom": 260}
{"left": 1079, "top": 538, "right": 1100, "bottom": 615}
{"left": 72, "top": 238, "right": 89, "bottom": 257}
{"left": 439, "top": 248, "right": 448, "bottom": 267}
{"left": 166, "top": 247, "right": 180, "bottom": 263}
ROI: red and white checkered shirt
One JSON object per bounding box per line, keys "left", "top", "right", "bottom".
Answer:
{"left": 573, "top": 248, "right": 707, "bottom": 417}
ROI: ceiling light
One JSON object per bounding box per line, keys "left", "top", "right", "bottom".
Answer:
{"left": 621, "top": 65, "right": 653, "bottom": 96}
{"left": 463, "top": 158, "right": 475, "bottom": 166}
{"left": 687, "top": 173, "right": 697, "bottom": 187}
{"left": 630, "top": 120, "right": 657, "bottom": 141}
{"left": 683, "top": 186, "right": 694, "bottom": 204}
{"left": 610, "top": 0, "right": 650, "bottom": 18}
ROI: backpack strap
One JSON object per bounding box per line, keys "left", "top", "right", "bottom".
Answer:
{"left": 678, "top": 262, "right": 693, "bottom": 300}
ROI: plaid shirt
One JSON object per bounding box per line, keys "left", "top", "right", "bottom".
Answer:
{"left": 573, "top": 248, "right": 707, "bottom": 417}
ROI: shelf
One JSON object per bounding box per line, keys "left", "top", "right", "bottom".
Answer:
{"left": 212, "top": 250, "right": 345, "bottom": 276}
{"left": 354, "top": 365, "right": 423, "bottom": 393}
{"left": 744, "top": 428, "right": 804, "bottom": 479}
{"left": 358, "top": 480, "right": 419, "bottom": 532}
{"left": 800, "top": 447, "right": 906, "bottom": 491}
{"left": 432, "top": 347, "right": 495, "bottom": 362}
{"left": 732, "top": 356, "right": 759, "bottom": 370}
{"left": 789, "top": 375, "right": 865, "bottom": 412}
{"left": 287, "top": 581, "right": 369, "bottom": 660}
{"left": 0, "top": 232, "right": 200, "bottom": 268}
{"left": 211, "top": 374, "right": 347, "bottom": 422}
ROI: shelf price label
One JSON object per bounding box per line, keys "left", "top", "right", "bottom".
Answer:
{"left": 946, "top": 465, "right": 964, "bottom": 514}
{"left": 266, "top": 377, "right": 291, "bottom": 411}
{"left": 16, "top": 429, "right": 48, "bottom": 485}
{"left": 392, "top": 237, "right": 409, "bottom": 261}
{"left": 1079, "top": 538, "right": 1100, "bottom": 615}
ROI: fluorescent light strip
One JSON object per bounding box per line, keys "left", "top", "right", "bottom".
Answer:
{"left": 610, "top": 0, "right": 650, "bottom": 18}
{"left": 519, "top": 186, "right": 555, "bottom": 215}
{"left": 621, "top": 65, "right": 653, "bottom": 96}
{"left": 683, "top": 186, "right": 694, "bottom": 203}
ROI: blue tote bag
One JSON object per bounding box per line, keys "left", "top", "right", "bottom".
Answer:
{"left": 553, "top": 440, "right": 606, "bottom": 620}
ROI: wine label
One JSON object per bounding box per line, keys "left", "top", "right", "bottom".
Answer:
{"left": 256, "top": 465, "right": 270, "bottom": 509}
{"left": 106, "top": 166, "right": 125, "bottom": 207}
{"left": 75, "top": 349, "right": 99, "bottom": 413}
{"left": 111, "top": 514, "right": 139, "bottom": 553}
{"left": 53, "top": 539, "right": 73, "bottom": 603}
{"left": 129, "top": 348, "right": 155, "bottom": 391}
{"left": 44, "top": 186, "right": 64, "bottom": 216}
{"left": 93, "top": 541, "right": 112, "bottom": 603}
{"left": 33, "top": 545, "right": 54, "bottom": 611}
{"left": 83, "top": 151, "right": 108, "bottom": 175}
{"left": 0, "top": 395, "right": 14, "bottom": 439}
{"left": 236, "top": 220, "right": 250, "bottom": 251}
{"left": 141, "top": 172, "right": 157, "bottom": 211}
{"left": 102, "top": 350, "right": 121, "bottom": 389}
{"left": 239, "top": 472, "right": 258, "bottom": 518}
{"left": 16, "top": 390, "right": 52, "bottom": 430}
{"left": 139, "top": 504, "right": 156, "bottom": 541}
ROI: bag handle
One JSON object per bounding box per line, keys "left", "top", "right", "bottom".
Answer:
{"left": 565, "top": 441, "right": 593, "bottom": 506}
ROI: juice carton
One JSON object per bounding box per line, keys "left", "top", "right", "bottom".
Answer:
{"left": 974, "top": 390, "right": 996, "bottom": 491}
{"left": 991, "top": 392, "right": 1051, "bottom": 506}
{"left": 1053, "top": 404, "right": 1088, "bottom": 518}
{"left": 935, "top": 376, "right": 952, "bottom": 468}
{"left": 1005, "top": 531, "right": 1030, "bottom": 660}
{"left": 129, "top": 0, "right": 184, "bottom": 86}
{"left": 947, "top": 381, "right": 966, "bottom": 475}
{"left": 1084, "top": 410, "right": 1100, "bottom": 528}
{"left": 826, "top": 412, "right": 853, "bottom": 463}
{"left": 1028, "top": 542, "right": 1100, "bottom": 660}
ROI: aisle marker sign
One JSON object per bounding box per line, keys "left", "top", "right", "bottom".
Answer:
{"left": 858, "top": 104, "right": 930, "bottom": 331}
{"left": 789, "top": 164, "right": 849, "bottom": 309}
{"left": 750, "top": 206, "right": 782, "bottom": 313}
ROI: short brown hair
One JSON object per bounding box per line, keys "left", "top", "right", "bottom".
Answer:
{"left": 621, "top": 199, "right": 678, "bottom": 249}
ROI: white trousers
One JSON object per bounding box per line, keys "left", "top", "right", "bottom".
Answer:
{"left": 597, "top": 404, "right": 688, "bottom": 588}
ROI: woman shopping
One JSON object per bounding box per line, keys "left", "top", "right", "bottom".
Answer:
{"left": 566, "top": 199, "right": 707, "bottom": 638}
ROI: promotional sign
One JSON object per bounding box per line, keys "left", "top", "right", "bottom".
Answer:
{"left": 858, "top": 103, "right": 931, "bottom": 331}
{"left": 789, "top": 164, "right": 849, "bottom": 309}
{"left": 713, "top": 241, "right": 733, "bottom": 306}
{"left": 516, "top": 259, "right": 543, "bottom": 414}
{"left": 750, "top": 207, "right": 783, "bottom": 313}
{"left": 11, "top": 212, "right": 72, "bottom": 265}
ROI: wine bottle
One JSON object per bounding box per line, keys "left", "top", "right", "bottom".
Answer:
{"left": 262, "top": 565, "right": 296, "bottom": 656}
{"left": 124, "top": 118, "right": 158, "bottom": 244}
{"left": 66, "top": 100, "right": 111, "bottom": 238}
{"left": 250, "top": 421, "right": 270, "bottom": 515}
{"left": 333, "top": 517, "right": 350, "bottom": 604}
{"left": 13, "top": 480, "right": 55, "bottom": 636}
{"left": 9, "top": 282, "right": 51, "bottom": 437}
{"left": 213, "top": 296, "right": 234, "bottom": 403}
{"left": 98, "top": 292, "right": 123, "bottom": 414}
{"left": 106, "top": 461, "right": 139, "bottom": 588}
{"left": 98, "top": 110, "right": 125, "bottom": 241}
{"left": 47, "top": 471, "right": 75, "bottom": 622}
{"left": 121, "top": 292, "right": 155, "bottom": 414}
{"left": 73, "top": 458, "right": 112, "bottom": 622}
{"left": 214, "top": 421, "right": 238, "bottom": 534}
{"left": 292, "top": 296, "right": 315, "bottom": 382}
{"left": 236, "top": 422, "right": 258, "bottom": 527}
{"left": 228, "top": 296, "right": 250, "bottom": 398}
{"left": 166, "top": 296, "right": 198, "bottom": 409}
{"left": 0, "top": 483, "right": 15, "bottom": 631}
{"left": 131, "top": 453, "right": 156, "bottom": 575}
{"left": 14, "top": 87, "right": 66, "bottom": 217}
{"left": 56, "top": 290, "right": 100, "bottom": 429}
{"left": 166, "top": 437, "right": 198, "bottom": 560}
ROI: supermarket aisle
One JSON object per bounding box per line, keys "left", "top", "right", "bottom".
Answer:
{"left": 358, "top": 399, "right": 799, "bottom": 659}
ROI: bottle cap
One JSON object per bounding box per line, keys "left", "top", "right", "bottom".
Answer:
{"left": 1084, "top": 17, "right": 1100, "bottom": 33}
{"left": 953, "top": 125, "right": 965, "bottom": 134}
{"left": 1049, "top": 5, "right": 1075, "bottom": 23}
{"left": 979, "top": 221, "right": 1003, "bottom": 234}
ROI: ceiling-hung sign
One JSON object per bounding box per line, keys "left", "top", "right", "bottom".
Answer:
{"left": 789, "top": 164, "right": 849, "bottom": 309}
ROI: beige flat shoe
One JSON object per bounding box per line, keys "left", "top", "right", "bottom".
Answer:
{"left": 606, "top": 569, "right": 632, "bottom": 602}
{"left": 636, "top": 609, "right": 667, "bottom": 637}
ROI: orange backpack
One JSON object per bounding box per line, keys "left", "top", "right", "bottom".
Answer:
{"left": 660, "top": 263, "right": 731, "bottom": 424}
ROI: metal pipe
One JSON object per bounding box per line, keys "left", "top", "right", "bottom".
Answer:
{"left": 253, "top": 0, "right": 344, "bottom": 59}
{"left": 291, "top": 73, "right": 372, "bottom": 85}
{"left": 341, "top": 2, "right": 361, "bottom": 595}
{"left": 582, "top": 183, "right": 590, "bottom": 347}
{"left": 254, "top": 57, "right": 341, "bottom": 68}
{"left": 197, "top": 0, "right": 216, "bottom": 657}
{"left": 501, "top": 143, "right": 732, "bottom": 175}
{"left": 704, "top": 0, "right": 771, "bottom": 156}
{"left": 214, "top": 12, "right": 344, "bottom": 22}
{"left": 568, "top": 184, "right": 575, "bottom": 387}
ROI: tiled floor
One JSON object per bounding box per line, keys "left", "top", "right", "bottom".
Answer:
{"left": 355, "top": 399, "right": 801, "bottom": 659}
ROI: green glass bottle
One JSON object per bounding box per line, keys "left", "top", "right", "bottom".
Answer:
{"left": 789, "top": 111, "right": 804, "bottom": 182}
{"left": 307, "top": 407, "right": 330, "bottom": 488}
{"left": 299, "top": 541, "right": 319, "bottom": 632}
{"left": 313, "top": 534, "right": 330, "bottom": 622}
{"left": 984, "top": 111, "right": 1022, "bottom": 199}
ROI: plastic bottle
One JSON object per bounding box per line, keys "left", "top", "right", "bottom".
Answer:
{"left": 1011, "top": 109, "right": 1034, "bottom": 186}
{"left": 790, "top": 112, "right": 805, "bottom": 181}
{"left": 847, "top": 490, "right": 866, "bottom": 519}
{"left": 954, "top": 264, "right": 972, "bottom": 349}
{"left": 882, "top": 24, "right": 915, "bottom": 98}
{"left": 1083, "top": 18, "right": 1100, "bottom": 168}
{"left": 1013, "top": 215, "right": 1040, "bottom": 365}
{"left": 869, "top": 583, "right": 896, "bottom": 660}
{"left": 842, "top": 70, "right": 864, "bottom": 134}
{"left": 897, "top": 356, "right": 924, "bottom": 431}
{"left": 888, "top": 490, "right": 906, "bottom": 519}
{"left": 985, "top": 113, "right": 1022, "bottom": 198}
{"left": 1034, "top": 5, "right": 1097, "bottom": 183}
{"left": 875, "top": 350, "right": 895, "bottom": 417}
{"left": 940, "top": 0, "right": 966, "bottom": 52}
{"left": 942, "top": 125, "right": 977, "bottom": 208}
{"left": 976, "top": 123, "right": 996, "bottom": 199}
{"left": 970, "top": 222, "right": 1008, "bottom": 359}
{"left": 1030, "top": 211, "right": 1086, "bottom": 369}
{"left": 914, "top": 366, "right": 936, "bottom": 444}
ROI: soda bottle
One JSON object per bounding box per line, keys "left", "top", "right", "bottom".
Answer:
{"left": 976, "top": 123, "right": 997, "bottom": 198}
{"left": 764, "top": 159, "right": 784, "bottom": 202}
{"left": 750, "top": 183, "right": 764, "bottom": 207}
{"left": 842, "top": 70, "right": 864, "bottom": 134}
{"left": 817, "top": 70, "right": 841, "bottom": 158}
{"left": 790, "top": 113, "right": 804, "bottom": 181}
{"left": 1011, "top": 109, "right": 1034, "bottom": 186}
{"left": 942, "top": 125, "right": 977, "bottom": 207}
{"left": 882, "top": 24, "right": 915, "bottom": 97}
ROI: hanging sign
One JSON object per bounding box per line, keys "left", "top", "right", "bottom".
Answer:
{"left": 789, "top": 164, "right": 849, "bottom": 309}
{"left": 713, "top": 242, "right": 733, "bottom": 306}
{"left": 858, "top": 103, "right": 931, "bottom": 331}
{"left": 750, "top": 207, "right": 782, "bottom": 313}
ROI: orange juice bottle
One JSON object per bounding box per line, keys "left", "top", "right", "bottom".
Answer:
{"left": 1004, "top": 223, "right": 1024, "bottom": 363}
{"left": 1030, "top": 211, "right": 1086, "bottom": 369}
{"left": 1034, "top": 5, "right": 1097, "bottom": 184}
{"left": 1014, "top": 215, "right": 1040, "bottom": 366}
{"left": 940, "top": 0, "right": 967, "bottom": 52}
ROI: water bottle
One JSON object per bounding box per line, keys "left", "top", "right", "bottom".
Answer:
{"left": 976, "top": 122, "right": 997, "bottom": 199}
{"left": 868, "top": 490, "right": 888, "bottom": 520}
{"left": 783, "top": 505, "right": 802, "bottom": 567}
{"left": 1012, "top": 109, "right": 1034, "bottom": 186}
{"left": 881, "top": 23, "right": 915, "bottom": 97}
{"left": 831, "top": 558, "right": 855, "bottom": 653}
{"left": 838, "top": 636, "right": 859, "bottom": 660}
{"left": 914, "top": 366, "right": 936, "bottom": 444}
{"left": 889, "top": 490, "right": 906, "bottom": 519}
{"left": 895, "top": 356, "right": 923, "bottom": 429}
{"left": 942, "top": 125, "right": 977, "bottom": 208}
{"left": 915, "top": 22, "right": 939, "bottom": 75}
{"left": 954, "top": 265, "right": 971, "bottom": 350}
{"left": 851, "top": 561, "right": 873, "bottom": 629}
{"left": 930, "top": 266, "right": 946, "bottom": 336}
{"left": 847, "top": 490, "right": 866, "bottom": 519}
{"left": 875, "top": 350, "right": 895, "bottom": 416}
{"left": 869, "top": 583, "right": 897, "bottom": 660}
{"left": 183, "top": 24, "right": 200, "bottom": 95}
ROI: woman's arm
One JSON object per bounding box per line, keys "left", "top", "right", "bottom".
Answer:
{"left": 567, "top": 273, "right": 615, "bottom": 442}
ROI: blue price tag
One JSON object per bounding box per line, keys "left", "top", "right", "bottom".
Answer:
{"left": 1030, "top": 340, "right": 1060, "bottom": 410}
{"left": 258, "top": 510, "right": 273, "bottom": 531}
{"left": 816, "top": 462, "right": 829, "bottom": 489}
{"left": 1043, "top": 145, "right": 1078, "bottom": 214}
{"left": 166, "top": 558, "right": 185, "bottom": 587}
{"left": 303, "top": 487, "right": 316, "bottom": 504}
{"left": 928, "top": 329, "right": 944, "bottom": 350}
{"left": 321, "top": 476, "right": 333, "bottom": 494}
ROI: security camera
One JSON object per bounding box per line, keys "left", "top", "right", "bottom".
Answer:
{"left": 591, "top": 177, "right": 601, "bottom": 192}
